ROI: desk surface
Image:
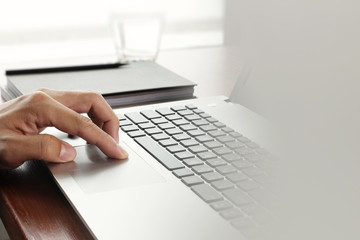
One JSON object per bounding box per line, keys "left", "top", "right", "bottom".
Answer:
{"left": 0, "top": 46, "right": 243, "bottom": 239}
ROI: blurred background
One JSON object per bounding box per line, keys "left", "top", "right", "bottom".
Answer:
{"left": 0, "top": 0, "right": 226, "bottom": 64}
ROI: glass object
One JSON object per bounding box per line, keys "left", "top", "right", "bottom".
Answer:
{"left": 111, "top": 13, "right": 164, "bottom": 62}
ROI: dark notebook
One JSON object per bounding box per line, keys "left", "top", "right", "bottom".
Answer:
{"left": 4, "top": 61, "right": 196, "bottom": 107}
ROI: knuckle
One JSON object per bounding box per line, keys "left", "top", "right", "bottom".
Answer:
{"left": 79, "top": 115, "right": 96, "bottom": 129}
{"left": 76, "top": 115, "right": 99, "bottom": 143}
{"left": 79, "top": 114, "right": 94, "bottom": 126}
{"left": 36, "top": 88, "right": 50, "bottom": 93}
{"left": 26, "top": 91, "right": 50, "bottom": 104}
{"left": 85, "top": 90, "right": 103, "bottom": 101}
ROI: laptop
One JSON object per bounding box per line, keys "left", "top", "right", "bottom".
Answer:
{"left": 47, "top": 84, "right": 275, "bottom": 239}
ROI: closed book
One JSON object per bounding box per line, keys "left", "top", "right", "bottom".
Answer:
{"left": 5, "top": 61, "right": 196, "bottom": 107}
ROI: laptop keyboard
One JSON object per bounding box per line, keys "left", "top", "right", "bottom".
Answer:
{"left": 118, "top": 104, "right": 276, "bottom": 237}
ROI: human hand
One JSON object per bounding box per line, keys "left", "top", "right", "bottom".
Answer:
{"left": 0, "top": 89, "right": 128, "bottom": 169}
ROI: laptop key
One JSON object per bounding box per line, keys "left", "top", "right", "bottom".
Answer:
{"left": 121, "top": 125, "right": 139, "bottom": 132}
{"left": 233, "top": 160, "right": 253, "bottom": 169}
{"left": 119, "top": 119, "right": 133, "bottom": 126}
{"left": 188, "top": 145, "right": 208, "bottom": 154}
{"left": 144, "top": 127, "right": 162, "bottom": 135}
{"left": 127, "top": 130, "right": 146, "bottom": 138}
{"left": 159, "top": 139, "right": 178, "bottom": 147}
{"left": 208, "top": 130, "right": 226, "bottom": 138}
{"left": 202, "top": 172, "right": 224, "bottom": 182}
{"left": 222, "top": 127, "right": 235, "bottom": 133}
{"left": 173, "top": 168, "right": 194, "bottom": 178}
{"left": 195, "top": 135, "right": 214, "bottom": 143}
{"left": 192, "top": 119, "right": 209, "bottom": 126}
{"left": 213, "top": 122, "right": 226, "bottom": 128}
{"left": 244, "top": 153, "right": 264, "bottom": 163}
{"left": 231, "top": 218, "right": 256, "bottom": 230}
{"left": 223, "top": 188, "right": 253, "bottom": 206}
{"left": 152, "top": 133, "right": 170, "bottom": 141}
{"left": 177, "top": 110, "right": 193, "bottom": 116}
{"left": 213, "top": 146, "right": 232, "bottom": 155}
{"left": 173, "top": 133, "right": 191, "bottom": 141}
{"left": 197, "top": 151, "right": 217, "bottom": 160}
{"left": 238, "top": 136, "right": 251, "bottom": 143}
{"left": 242, "top": 167, "right": 264, "bottom": 177}
{"left": 172, "top": 119, "right": 189, "bottom": 126}
{"left": 182, "top": 176, "right": 203, "bottom": 186}
{"left": 171, "top": 106, "right": 187, "bottom": 112}
{"left": 217, "top": 135, "right": 236, "bottom": 143}
{"left": 223, "top": 153, "right": 242, "bottom": 162}
{"left": 199, "top": 125, "right": 217, "bottom": 132}
{"left": 246, "top": 142, "right": 260, "bottom": 149}
{"left": 165, "top": 128, "right": 183, "bottom": 135}
{"left": 210, "top": 200, "right": 233, "bottom": 211}
{"left": 188, "top": 129, "right": 206, "bottom": 137}
{"left": 180, "top": 124, "right": 197, "bottom": 131}
{"left": 216, "top": 165, "right": 237, "bottom": 175}
{"left": 167, "top": 145, "right": 186, "bottom": 153}
{"left": 180, "top": 139, "right": 199, "bottom": 147}
{"left": 116, "top": 113, "right": 126, "bottom": 120}
{"left": 192, "top": 184, "right": 223, "bottom": 203}
{"left": 199, "top": 113, "right": 211, "bottom": 118}
{"left": 125, "top": 112, "right": 149, "bottom": 124}
{"left": 204, "top": 141, "right": 223, "bottom": 149}
{"left": 140, "top": 110, "right": 161, "bottom": 119}
{"left": 179, "top": 124, "right": 197, "bottom": 132}
{"left": 138, "top": 122, "right": 155, "bottom": 129}
{"left": 241, "top": 203, "right": 267, "bottom": 216}
{"left": 220, "top": 208, "right": 243, "bottom": 220}
{"left": 184, "top": 114, "right": 201, "bottom": 121}
{"left": 207, "top": 158, "right": 227, "bottom": 167}
{"left": 185, "top": 104, "right": 197, "bottom": 110}
{"left": 158, "top": 123, "right": 175, "bottom": 130}
{"left": 229, "top": 132, "right": 242, "bottom": 138}
{"left": 226, "top": 141, "right": 245, "bottom": 149}
{"left": 211, "top": 179, "right": 235, "bottom": 191}
{"left": 166, "top": 114, "right": 182, "bottom": 121}
{"left": 175, "top": 151, "right": 194, "bottom": 160}
{"left": 156, "top": 108, "right": 175, "bottom": 116}
{"left": 134, "top": 136, "right": 184, "bottom": 170}
{"left": 227, "top": 172, "right": 247, "bottom": 183}
{"left": 206, "top": 117, "right": 218, "bottom": 123}
{"left": 193, "top": 108, "right": 205, "bottom": 114}
{"left": 183, "top": 158, "right": 203, "bottom": 167}
{"left": 235, "top": 147, "right": 254, "bottom": 155}
{"left": 192, "top": 164, "right": 213, "bottom": 174}
{"left": 151, "top": 117, "right": 168, "bottom": 125}
{"left": 237, "top": 179, "right": 261, "bottom": 191}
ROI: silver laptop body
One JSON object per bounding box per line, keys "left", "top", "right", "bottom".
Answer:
{"left": 47, "top": 94, "right": 273, "bottom": 240}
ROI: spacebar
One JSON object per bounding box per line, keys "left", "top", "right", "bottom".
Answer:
{"left": 134, "top": 136, "right": 185, "bottom": 170}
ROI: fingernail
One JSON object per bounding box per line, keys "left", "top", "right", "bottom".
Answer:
{"left": 117, "top": 145, "right": 129, "bottom": 159}
{"left": 60, "top": 143, "right": 76, "bottom": 161}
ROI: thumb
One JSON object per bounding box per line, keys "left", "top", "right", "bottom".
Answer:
{"left": 25, "top": 134, "right": 77, "bottom": 163}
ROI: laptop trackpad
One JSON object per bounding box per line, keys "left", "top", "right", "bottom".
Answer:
{"left": 68, "top": 143, "right": 165, "bottom": 194}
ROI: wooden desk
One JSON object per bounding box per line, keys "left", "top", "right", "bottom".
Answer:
{"left": 0, "top": 46, "right": 243, "bottom": 239}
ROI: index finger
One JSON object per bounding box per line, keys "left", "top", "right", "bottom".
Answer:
{"left": 33, "top": 94, "right": 128, "bottom": 160}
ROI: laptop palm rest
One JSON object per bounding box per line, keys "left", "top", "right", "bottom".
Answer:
{"left": 64, "top": 143, "right": 165, "bottom": 194}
